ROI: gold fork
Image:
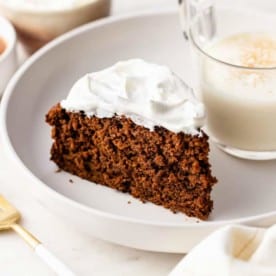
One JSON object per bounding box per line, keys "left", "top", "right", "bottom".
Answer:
{"left": 0, "top": 195, "right": 75, "bottom": 275}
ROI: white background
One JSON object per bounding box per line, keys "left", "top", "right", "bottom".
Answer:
{"left": 0, "top": 0, "right": 184, "bottom": 275}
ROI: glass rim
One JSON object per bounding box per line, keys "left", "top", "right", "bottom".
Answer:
{"left": 189, "top": 30, "right": 276, "bottom": 71}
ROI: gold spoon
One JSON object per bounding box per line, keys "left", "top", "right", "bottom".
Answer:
{"left": 0, "top": 195, "right": 75, "bottom": 275}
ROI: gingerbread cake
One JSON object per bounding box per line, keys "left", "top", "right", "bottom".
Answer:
{"left": 46, "top": 59, "right": 217, "bottom": 220}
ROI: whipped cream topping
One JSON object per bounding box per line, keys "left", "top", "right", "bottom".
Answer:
{"left": 61, "top": 59, "right": 205, "bottom": 135}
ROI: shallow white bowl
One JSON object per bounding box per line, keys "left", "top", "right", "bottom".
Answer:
{"left": 1, "top": 11, "right": 276, "bottom": 253}
{"left": 0, "top": 0, "right": 110, "bottom": 52}
{"left": 0, "top": 16, "right": 17, "bottom": 95}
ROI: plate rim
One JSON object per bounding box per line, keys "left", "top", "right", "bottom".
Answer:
{"left": 1, "top": 9, "right": 275, "bottom": 228}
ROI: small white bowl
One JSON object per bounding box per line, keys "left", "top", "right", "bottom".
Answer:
{"left": 0, "top": 16, "right": 17, "bottom": 96}
{"left": 0, "top": 0, "right": 110, "bottom": 53}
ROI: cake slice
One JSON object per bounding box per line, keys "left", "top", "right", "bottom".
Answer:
{"left": 46, "top": 59, "right": 217, "bottom": 220}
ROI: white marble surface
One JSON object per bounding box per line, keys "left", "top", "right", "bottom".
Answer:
{"left": 0, "top": 0, "right": 184, "bottom": 275}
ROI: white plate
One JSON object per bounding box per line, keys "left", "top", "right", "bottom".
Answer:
{"left": 2, "top": 10, "right": 276, "bottom": 253}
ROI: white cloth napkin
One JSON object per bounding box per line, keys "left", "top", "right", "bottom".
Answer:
{"left": 169, "top": 225, "right": 276, "bottom": 276}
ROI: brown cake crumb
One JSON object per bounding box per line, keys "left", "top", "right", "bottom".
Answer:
{"left": 69, "top": 179, "right": 74, "bottom": 183}
{"left": 46, "top": 104, "right": 217, "bottom": 220}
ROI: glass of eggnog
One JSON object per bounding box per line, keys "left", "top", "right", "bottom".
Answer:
{"left": 180, "top": 0, "right": 276, "bottom": 160}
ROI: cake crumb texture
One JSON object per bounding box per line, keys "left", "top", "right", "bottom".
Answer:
{"left": 46, "top": 104, "right": 217, "bottom": 220}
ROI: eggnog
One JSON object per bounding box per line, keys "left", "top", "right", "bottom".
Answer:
{"left": 202, "top": 33, "right": 276, "bottom": 152}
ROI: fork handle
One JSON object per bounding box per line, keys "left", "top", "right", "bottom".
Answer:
{"left": 11, "top": 223, "right": 76, "bottom": 276}
{"left": 35, "top": 244, "right": 76, "bottom": 276}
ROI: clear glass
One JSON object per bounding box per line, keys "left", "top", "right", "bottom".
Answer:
{"left": 181, "top": 0, "right": 276, "bottom": 160}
